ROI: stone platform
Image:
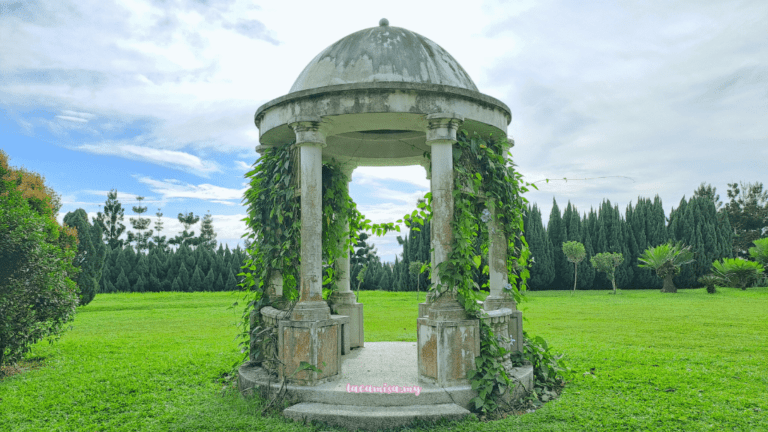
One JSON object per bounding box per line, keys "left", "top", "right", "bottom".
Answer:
{"left": 238, "top": 341, "right": 533, "bottom": 431}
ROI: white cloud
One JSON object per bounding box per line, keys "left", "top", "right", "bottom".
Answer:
{"left": 77, "top": 143, "right": 220, "bottom": 175}
{"left": 133, "top": 176, "right": 247, "bottom": 202}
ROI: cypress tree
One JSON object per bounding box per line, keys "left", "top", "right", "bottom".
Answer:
{"left": 178, "top": 262, "right": 190, "bottom": 291}
{"left": 103, "top": 279, "right": 116, "bottom": 293}
{"left": 578, "top": 214, "right": 596, "bottom": 289}
{"left": 547, "top": 198, "right": 568, "bottom": 290}
{"left": 647, "top": 195, "right": 668, "bottom": 247}
{"left": 115, "top": 268, "right": 130, "bottom": 292}
{"left": 134, "top": 253, "right": 149, "bottom": 284}
{"left": 133, "top": 275, "right": 145, "bottom": 293}
{"left": 115, "top": 247, "right": 131, "bottom": 285}
{"left": 526, "top": 204, "right": 555, "bottom": 290}
{"left": 171, "top": 276, "right": 181, "bottom": 292}
{"left": 190, "top": 265, "right": 204, "bottom": 292}
{"left": 99, "top": 264, "right": 111, "bottom": 294}
{"left": 215, "top": 273, "right": 225, "bottom": 292}
{"left": 203, "top": 267, "right": 216, "bottom": 291}
{"left": 225, "top": 268, "right": 237, "bottom": 291}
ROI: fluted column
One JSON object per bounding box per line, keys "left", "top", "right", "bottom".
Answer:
{"left": 289, "top": 118, "right": 331, "bottom": 321}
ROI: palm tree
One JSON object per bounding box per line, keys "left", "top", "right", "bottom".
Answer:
{"left": 712, "top": 257, "right": 764, "bottom": 290}
{"left": 637, "top": 242, "right": 695, "bottom": 293}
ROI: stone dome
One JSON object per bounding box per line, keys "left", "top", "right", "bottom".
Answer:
{"left": 289, "top": 20, "right": 478, "bottom": 93}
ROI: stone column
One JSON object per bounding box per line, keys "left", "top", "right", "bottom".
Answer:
{"left": 417, "top": 113, "right": 481, "bottom": 387}
{"left": 425, "top": 113, "right": 465, "bottom": 321}
{"left": 275, "top": 117, "right": 342, "bottom": 386}
{"left": 329, "top": 164, "right": 364, "bottom": 349}
{"left": 289, "top": 118, "right": 331, "bottom": 321}
{"left": 482, "top": 144, "right": 523, "bottom": 354}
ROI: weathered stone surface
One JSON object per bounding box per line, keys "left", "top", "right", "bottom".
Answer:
{"left": 417, "top": 316, "right": 480, "bottom": 387}
{"left": 289, "top": 23, "right": 478, "bottom": 93}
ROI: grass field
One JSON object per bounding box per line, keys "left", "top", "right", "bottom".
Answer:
{"left": 1, "top": 287, "right": 767, "bottom": 431}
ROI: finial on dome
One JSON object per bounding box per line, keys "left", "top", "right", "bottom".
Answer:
{"left": 379, "top": 18, "right": 389, "bottom": 26}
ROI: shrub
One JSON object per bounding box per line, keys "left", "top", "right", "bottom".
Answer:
{"left": 748, "top": 237, "right": 768, "bottom": 270}
{"left": 0, "top": 179, "right": 80, "bottom": 367}
{"left": 711, "top": 257, "right": 764, "bottom": 290}
{"left": 697, "top": 274, "right": 722, "bottom": 294}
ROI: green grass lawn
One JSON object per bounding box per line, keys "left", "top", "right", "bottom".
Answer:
{"left": 1, "top": 288, "right": 767, "bottom": 431}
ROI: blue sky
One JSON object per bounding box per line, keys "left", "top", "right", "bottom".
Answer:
{"left": 1, "top": 0, "right": 766, "bottom": 262}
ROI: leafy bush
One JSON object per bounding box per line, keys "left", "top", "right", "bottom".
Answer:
{"left": 711, "top": 257, "right": 764, "bottom": 290}
{"left": 0, "top": 181, "right": 80, "bottom": 367}
{"left": 697, "top": 274, "right": 722, "bottom": 294}
{"left": 748, "top": 237, "right": 768, "bottom": 270}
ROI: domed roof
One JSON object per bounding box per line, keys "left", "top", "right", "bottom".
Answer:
{"left": 289, "top": 19, "right": 478, "bottom": 93}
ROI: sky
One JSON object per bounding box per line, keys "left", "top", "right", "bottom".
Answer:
{"left": 1, "top": 0, "right": 766, "bottom": 262}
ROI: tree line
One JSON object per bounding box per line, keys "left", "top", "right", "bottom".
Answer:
{"left": 384, "top": 182, "right": 767, "bottom": 292}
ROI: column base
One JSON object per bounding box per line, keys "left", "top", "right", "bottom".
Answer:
{"left": 483, "top": 295, "right": 517, "bottom": 312}
{"left": 428, "top": 295, "right": 468, "bottom": 321}
{"left": 482, "top": 299, "right": 523, "bottom": 354}
{"left": 291, "top": 300, "right": 331, "bottom": 321}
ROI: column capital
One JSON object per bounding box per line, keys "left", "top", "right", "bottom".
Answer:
{"left": 289, "top": 116, "right": 326, "bottom": 147}
{"left": 425, "top": 113, "right": 464, "bottom": 144}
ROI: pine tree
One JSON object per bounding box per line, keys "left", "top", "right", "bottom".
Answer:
{"left": 225, "top": 268, "right": 237, "bottom": 291}
{"left": 178, "top": 262, "right": 190, "bottom": 291}
{"left": 93, "top": 189, "right": 127, "bottom": 250}
{"left": 115, "top": 268, "right": 130, "bottom": 292}
{"left": 171, "top": 276, "right": 181, "bottom": 292}
{"left": 149, "top": 208, "right": 170, "bottom": 253}
{"left": 190, "top": 265, "right": 205, "bottom": 292}
{"left": 547, "top": 198, "right": 568, "bottom": 290}
{"left": 169, "top": 211, "right": 200, "bottom": 250}
{"left": 63, "top": 208, "right": 107, "bottom": 305}
{"left": 197, "top": 210, "right": 217, "bottom": 251}
{"left": 724, "top": 182, "right": 768, "bottom": 257}
{"left": 525, "top": 204, "right": 555, "bottom": 290}
{"left": 126, "top": 196, "right": 153, "bottom": 254}
{"left": 148, "top": 274, "right": 161, "bottom": 292}
{"left": 134, "top": 253, "right": 149, "bottom": 285}
{"left": 215, "top": 273, "right": 225, "bottom": 292}
{"left": 203, "top": 267, "right": 216, "bottom": 291}
{"left": 578, "top": 214, "right": 596, "bottom": 289}
{"left": 133, "top": 275, "right": 145, "bottom": 293}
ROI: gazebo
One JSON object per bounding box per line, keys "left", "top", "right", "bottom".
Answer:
{"left": 238, "top": 19, "right": 532, "bottom": 429}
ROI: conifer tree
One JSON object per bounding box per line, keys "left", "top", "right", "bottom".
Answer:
{"left": 525, "top": 204, "right": 555, "bottom": 290}
{"left": 724, "top": 182, "right": 768, "bottom": 257}
{"left": 150, "top": 209, "right": 170, "bottom": 253}
{"left": 579, "top": 215, "right": 596, "bottom": 289}
{"left": 169, "top": 211, "right": 200, "bottom": 250}
{"left": 171, "top": 276, "right": 181, "bottom": 292}
{"left": 190, "top": 265, "right": 204, "bottom": 292}
{"left": 99, "top": 263, "right": 111, "bottom": 294}
{"left": 178, "top": 262, "right": 190, "bottom": 291}
{"left": 115, "top": 268, "right": 130, "bottom": 292}
{"left": 225, "top": 268, "right": 237, "bottom": 291}
{"left": 204, "top": 267, "right": 216, "bottom": 291}
{"left": 547, "top": 198, "right": 568, "bottom": 290}
{"left": 133, "top": 275, "right": 145, "bottom": 293}
{"left": 197, "top": 210, "right": 217, "bottom": 251}
{"left": 215, "top": 273, "right": 225, "bottom": 292}
{"left": 63, "top": 208, "right": 107, "bottom": 305}
{"left": 134, "top": 253, "right": 149, "bottom": 283}
{"left": 93, "top": 189, "right": 126, "bottom": 250}
{"left": 126, "top": 196, "right": 153, "bottom": 254}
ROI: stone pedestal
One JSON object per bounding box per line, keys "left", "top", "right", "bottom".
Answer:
{"left": 278, "top": 317, "right": 342, "bottom": 385}
{"left": 417, "top": 297, "right": 480, "bottom": 387}
{"left": 483, "top": 297, "right": 523, "bottom": 354}
{"left": 330, "top": 292, "right": 364, "bottom": 350}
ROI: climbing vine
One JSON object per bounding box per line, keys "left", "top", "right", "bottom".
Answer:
{"left": 236, "top": 130, "right": 569, "bottom": 418}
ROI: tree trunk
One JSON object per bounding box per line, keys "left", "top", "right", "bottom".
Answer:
{"left": 572, "top": 263, "right": 578, "bottom": 295}
{"left": 661, "top": 274, "right": 677, "bottom": 293}
{"left": 611, "top": 278, "right": 617, "bottom": 295}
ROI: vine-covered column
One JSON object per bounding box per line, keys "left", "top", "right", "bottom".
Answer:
{"left": 329, "top": 163, "right": 364, "bottom": 348}
{"left": 290, "top": 118, "right": 331, "bottom": 321}
{"left": 425, "top": 113, "right": 465, "bottom": 321}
